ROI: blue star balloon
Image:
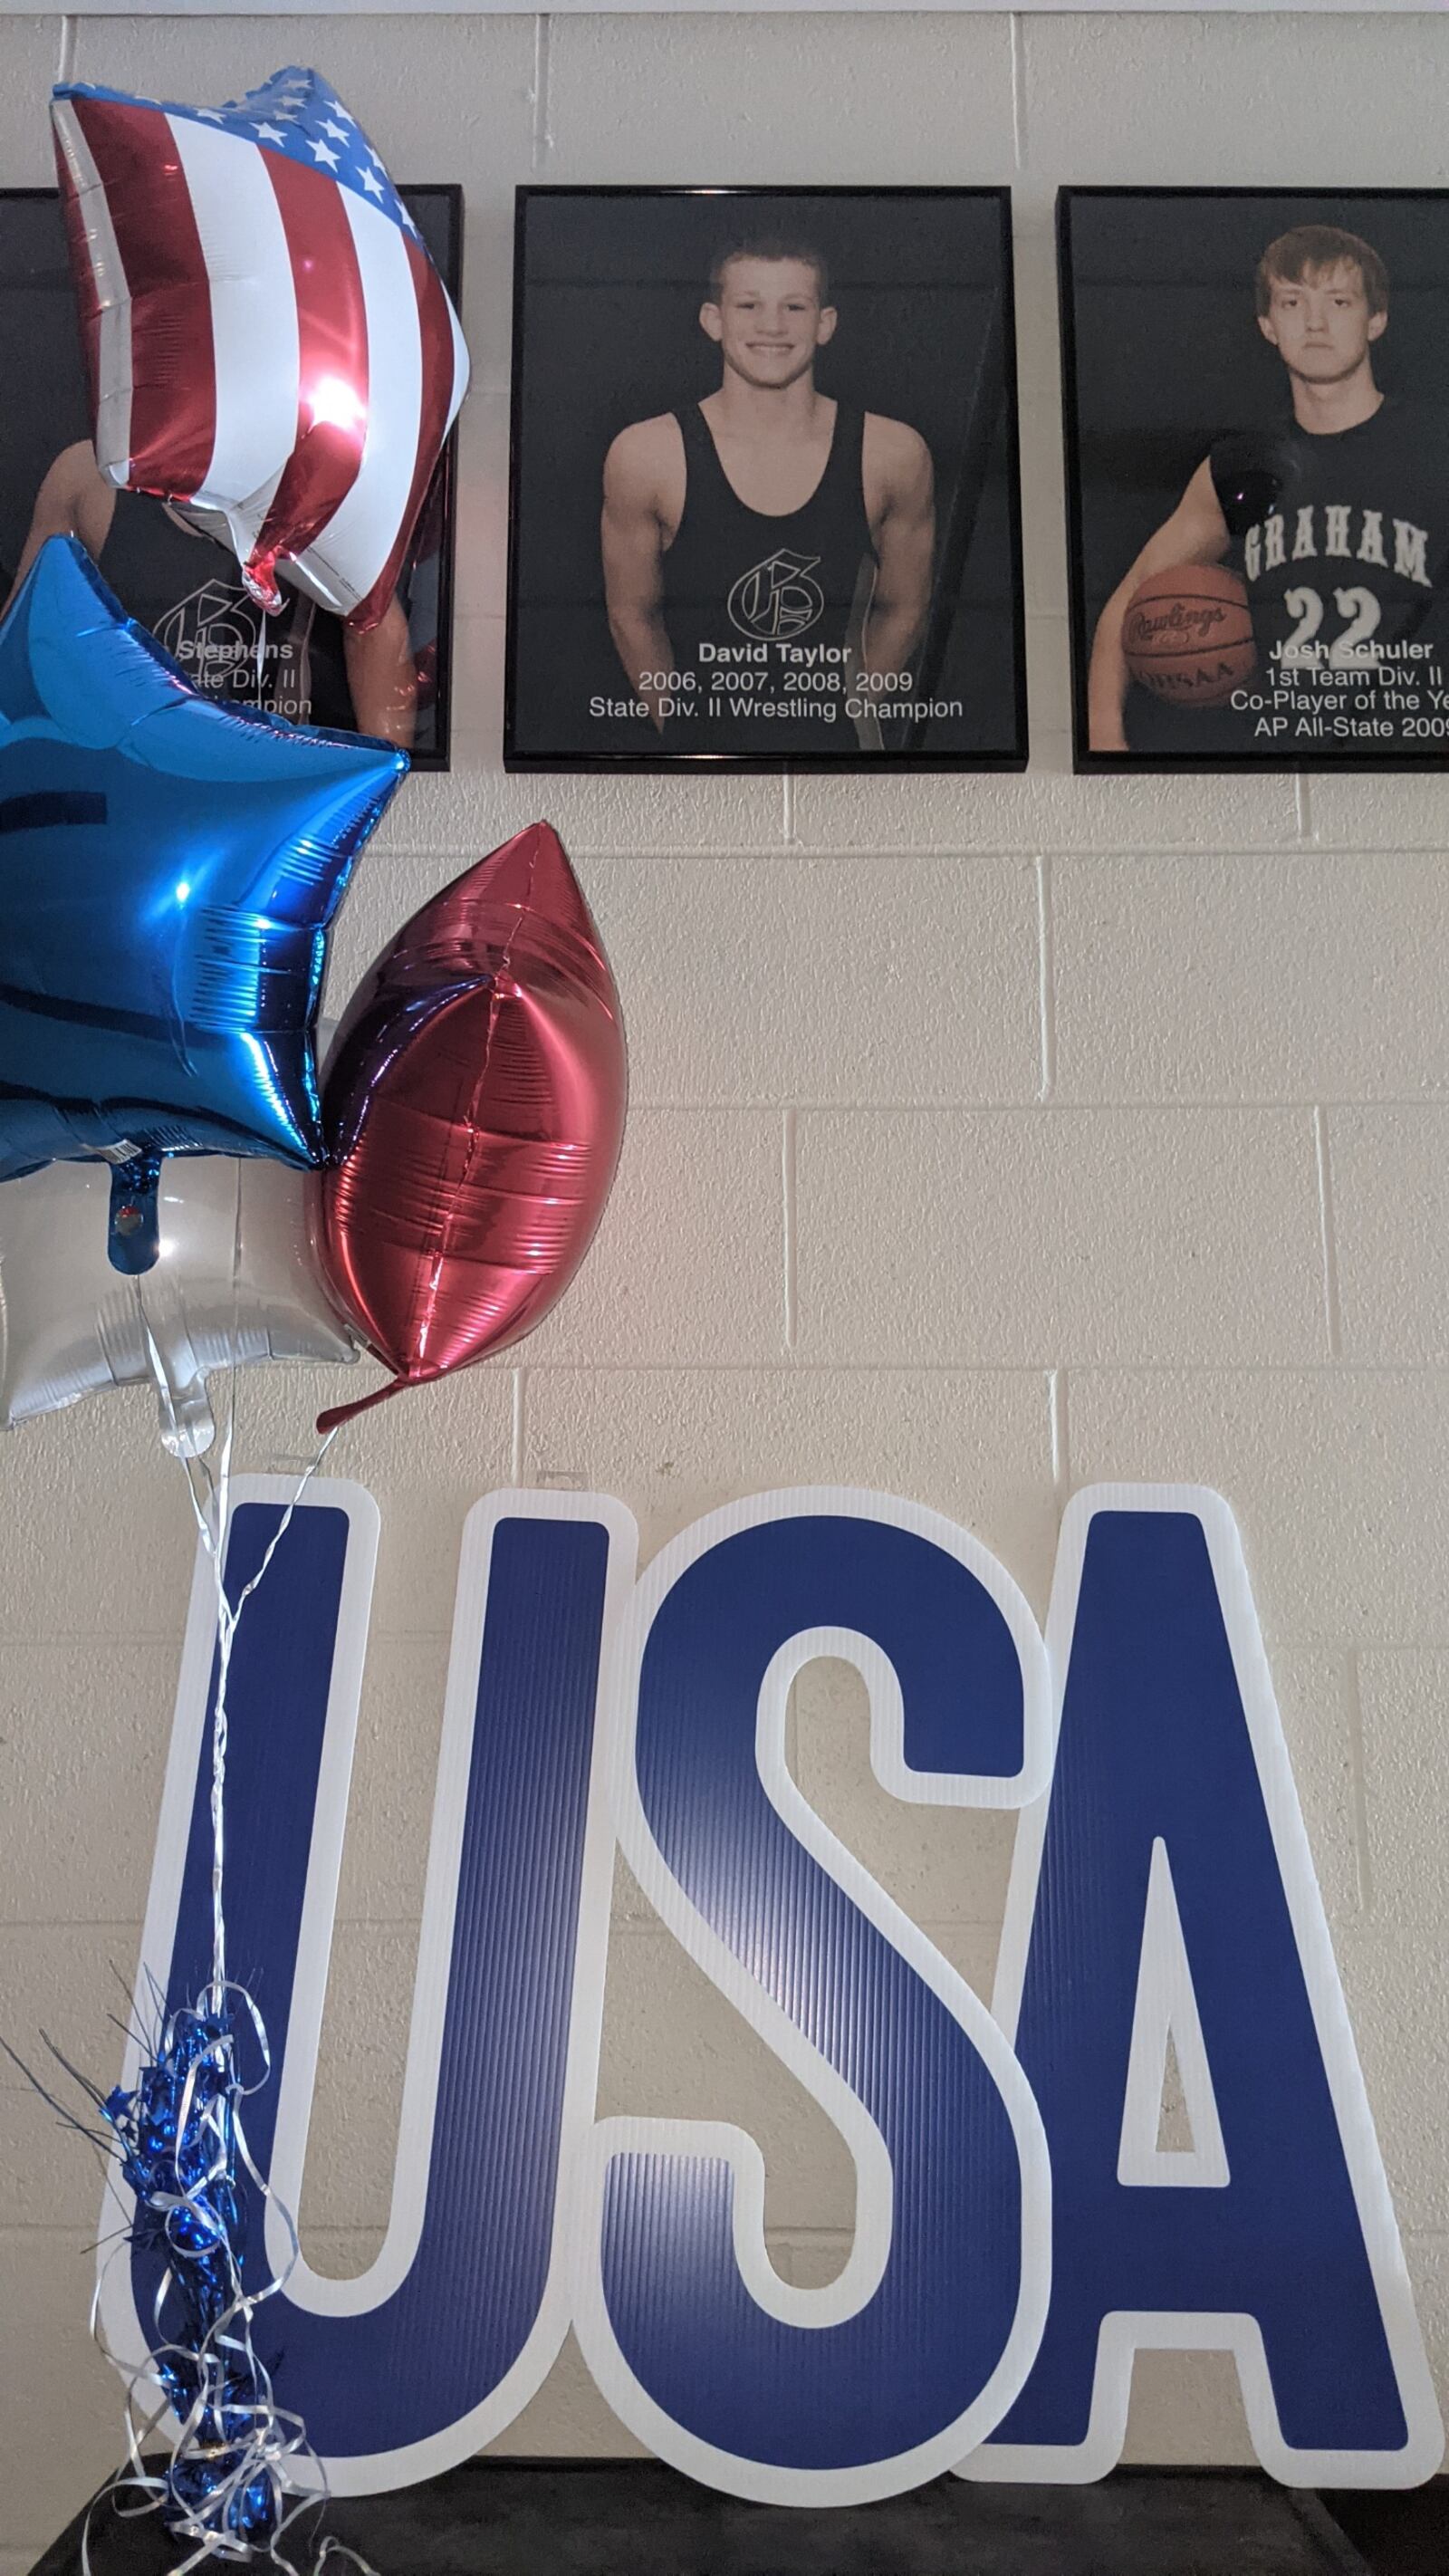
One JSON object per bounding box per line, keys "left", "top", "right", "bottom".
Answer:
{"left": 0, "top": 537, "right": 405, "bottom": 1192}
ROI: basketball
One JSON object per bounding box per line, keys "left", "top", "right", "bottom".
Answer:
{"left": 1122, "top": 562, "right": 1256, "bottom": 707}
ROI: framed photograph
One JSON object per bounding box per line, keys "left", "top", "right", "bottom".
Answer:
{"left": 504, "top": 186, "right": 1027, "bottom": 772}
{"left": 1060, "top": 187, "right": 1449, "bottom": 773}
{"left": 0, "top": 184, "right": 463, "bottom": 770}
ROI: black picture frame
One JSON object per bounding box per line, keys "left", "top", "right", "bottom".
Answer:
{"left": 1060, "top": 185, "right": 1449, "bottom": 774}
{"left": 504, "top": 185, "right": 1028, "bottom": 774}
{"left": 0, "top": 182, "right": 464, "bottom": 773}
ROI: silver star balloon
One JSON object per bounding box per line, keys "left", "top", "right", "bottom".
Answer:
{"left": 0, "top": 1151, "right": 354, "bottom": 1456}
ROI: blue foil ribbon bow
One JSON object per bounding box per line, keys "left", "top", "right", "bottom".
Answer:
{"left": 101, "top": 1987, "right": 290, "bottom": 2548}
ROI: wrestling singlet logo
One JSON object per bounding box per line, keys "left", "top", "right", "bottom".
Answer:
{"left": 727, "top": 549, "right": 826, "bottom": 641}
{"left": 155, "top": 579, "right": 263, "bottom": 687}
{"left": 154, "top": 579, "right": 311, "bottom": 719}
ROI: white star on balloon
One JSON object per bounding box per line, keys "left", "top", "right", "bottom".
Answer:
{"left": 325, "top": 99, "right": 355, "bottom": 126}
{"left": 359, "top": 165, "right": 386, "bottom": 199}
{"left": 309, "top": 137, "right": 341, "bottom": 168}
{"left": 196, "top": 108, "right": 224, "bottom": 123}
{"left": 254, "top": 122, "right": 286, "bottom": 144}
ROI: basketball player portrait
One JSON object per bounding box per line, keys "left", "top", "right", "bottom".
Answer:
{"left": 1063, "top": 191, "right": 1449, "bottom": 769}
{"left": 505, "top": 187, "right": 1029, "bottom": 772}
{"left": 600, "top": 236, "right": 935, "bottom": 751}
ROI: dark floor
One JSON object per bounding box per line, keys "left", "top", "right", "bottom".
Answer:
{"left": 1323, "top": 2484, "right": 1449, "bottom": 2576}
{"left": 32, "top": 2459, "right": 1448, "bottom": 2576}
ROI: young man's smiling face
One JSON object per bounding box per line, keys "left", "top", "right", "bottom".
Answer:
{"left": 1258, "top": 258, "right": 1387, "bottom": 387}
{"left": 701, "top": 256, "right": 838, "bottom": 392}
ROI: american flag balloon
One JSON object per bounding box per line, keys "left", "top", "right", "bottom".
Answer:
{"left": 51, "top": 66, "right": 469, "bottom": 630}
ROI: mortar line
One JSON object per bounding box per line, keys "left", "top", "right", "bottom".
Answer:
{"left": 531, "top": 14, "right": 552, "bottom": 170}
{"left": 510, "top": 1369, "right": 527, "bottom": 1483}
{"left": 782, "top": 774, "right": 798, "bottom": 846}
{"left": 600, "top": 1093, "right": 1449, "bottom": 1113}
{"left": 782, "top": 1109, "right": 799, "bottom": 1350}
{"left": 1009, "top": 14, "right": 1027, "bottom": 169}
{"left": 0, "top": 1923, "right": 140, "bottom": 1936}
{"left": 1035, "top": 852, "right": 1056, "bottom": 1099}
{"left": 1049, "top": 1368, "right": 1069, "bottom": 1504}
{"left": 1343, "top": 1648, "right": 1374, "bottom": 1912}
{"left": 511, "top": 1356, "right": 1421, "bottom": 1377}
{"left": 0, "top": 2222, "right": 146, "bottom": 2238}
{"left": 57, "top": 14, "right": 76, "bottom": 82}
{"left": 1312, "top": 1104, "right": 1343, "bottom": 1359}
{"left": 393, "top": 840, "right": 1339, "bottom": 868}
{"left": 1294, "top": 775, "right": 1313, "bottom": 841}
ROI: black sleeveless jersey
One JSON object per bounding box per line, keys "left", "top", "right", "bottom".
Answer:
{"left": 662, "top": 401, "right": 874, "bottom": 748}
{"left": 1210, "top": 400, "right": 1449, "bottom": 678}
{"left": 99, "top": 490, "right": 353, "bottom": 731}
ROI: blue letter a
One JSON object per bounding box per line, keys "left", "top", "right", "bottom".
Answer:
{"left": 965, "top": 1487, "right": 1441, "bottom": 2487}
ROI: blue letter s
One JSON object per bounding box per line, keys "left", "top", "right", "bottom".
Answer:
{"left": 574, "top": 1488, "right": 1054, "bottom": 2504}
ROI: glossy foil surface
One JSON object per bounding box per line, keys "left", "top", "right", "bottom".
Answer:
{"left": 312, "top": 822, "right": 627, "bottom": 1426}
{"left": 0, "top": 1118, "right": 355, "bottom": 1454}
{"left": 51, "top": 64, "right": 469, "bottom": 630}
{"left": 0, "top": 537, "right": 404, "bottom": 1187}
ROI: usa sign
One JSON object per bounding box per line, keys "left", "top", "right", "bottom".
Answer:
{"left": 102, "top": 1478, "right": 1443, "bottom": 2503}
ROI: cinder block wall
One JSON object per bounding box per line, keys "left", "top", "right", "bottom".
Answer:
{"left": 3, "top": 11, "right": 1447, "bottom": 2556}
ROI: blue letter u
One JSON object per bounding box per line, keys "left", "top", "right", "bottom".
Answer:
{"left": 108, "top": 1480, "right": 627, "bottom": 2491}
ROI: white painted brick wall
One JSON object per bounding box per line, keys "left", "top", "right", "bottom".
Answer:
{"left": 1, "top": 10, "right": 1447, "bottom": 2554}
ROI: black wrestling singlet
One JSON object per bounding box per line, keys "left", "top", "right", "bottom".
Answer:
{"left": 662, "top": 401, "right": 875, "bottom": 750}
{"left": 99, "top": 490, "right": 352, "bottom": 730}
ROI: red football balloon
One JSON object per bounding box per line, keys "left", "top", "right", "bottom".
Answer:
{"left": 311, "top": 822, "right": 626, "bottom": 1429}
